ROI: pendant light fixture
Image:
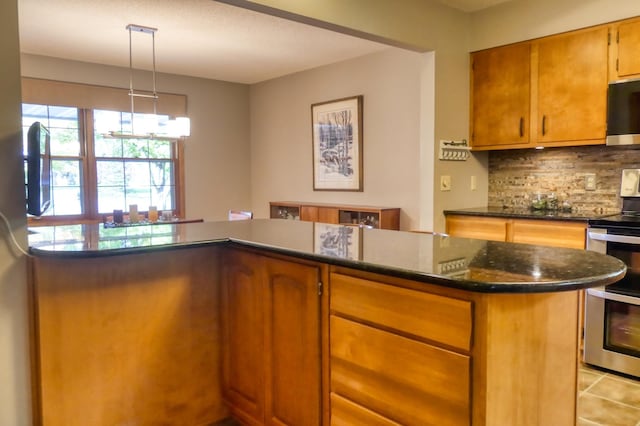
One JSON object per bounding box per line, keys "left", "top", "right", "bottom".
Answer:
{"left": 105, "top": 24, "right": 190, "bottom": 140}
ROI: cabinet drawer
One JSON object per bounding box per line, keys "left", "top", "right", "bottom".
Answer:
{"left": 330, "top": 272, "right": 472, "bottom": 351}
{"left": 330, "top": 393, "right": 399, "bottom": 426}
{"left": 511, "top": 220, "right": 585, "bottom": 249}
{"left": 446, "top": 215, "right": 507, "bottom": 241}
{"left": 330, "top": 316, "right": 470, "bottom": 426}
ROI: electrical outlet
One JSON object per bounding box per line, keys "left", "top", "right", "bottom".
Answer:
{"left": 440, "top": 175, "right": 451, "bottom": 191}
{"left": 470, "top": 175, "right": 477, "bottom": 191}
{"left": 585, "top": 173, "right": 596, "bottom": 191}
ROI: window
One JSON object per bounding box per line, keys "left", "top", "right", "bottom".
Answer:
{"left": 23, "top": 103, "right": 183, "bottom": 222}
{"left": 22, "top": 104, "right": 83, "bottom": 216}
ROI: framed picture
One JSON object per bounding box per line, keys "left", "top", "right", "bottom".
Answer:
{"left": 311, "top": 95, "right": 363, "bottom": 191}
{"left": 313, "top": 223, "right": 361, "bottom": 261}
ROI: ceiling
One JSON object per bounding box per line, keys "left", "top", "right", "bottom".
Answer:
{"left": 18, "top": 0, "right": 511, "bottom": 85}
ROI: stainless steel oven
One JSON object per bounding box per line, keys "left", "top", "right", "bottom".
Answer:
{"left": 585, "top": 227, "right": 640, "bottom": 377}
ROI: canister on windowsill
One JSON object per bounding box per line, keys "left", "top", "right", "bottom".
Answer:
{"left": 113, "top": 209, "right": 123, "bottom": 224}
{"left": 129, "top": 204, "right": 139, "bottom": 223}
{"left": 148, "top": 206, "right": 158, "bottom": 222}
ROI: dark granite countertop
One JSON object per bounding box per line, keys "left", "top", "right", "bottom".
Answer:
{"left": 28, "top": 219, "right": 626, "bottom": 294}
{"left": 443, "top": 206, "right": 617, "bottom": 222}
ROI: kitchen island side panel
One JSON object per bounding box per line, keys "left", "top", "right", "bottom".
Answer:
{"left": 29, "top": 246, "right": 227, "bottom": 426}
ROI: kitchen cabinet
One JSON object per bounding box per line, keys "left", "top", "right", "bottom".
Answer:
{"left": 536, "top": 26, "right": 608, "bottom": 145}
{"left": 220, "top": 248, "right": 323, "bottom": 426}
{"left": 510, "top": 219, "right": 586, "bottom": 249}
{"left": 445, "top": 215, "right": 509, "bottom": 242}
{"left": 471, "top": 42, "right": 531, "bottom": 148}
{"left": 328, "top": 267, "right": 581, "bottom": 425}
{"left": 445, "top": 214, "right": 586, "bottom": 249}
{"left": 329, "top": 271, "right": 472, "bottom": 425}
{"left": 611, "top": 18, "right": 640, "bottom": 80}
{"left": 270, "top": 201, "right": 400, "bottom": 230}
{"left": 470, "top": 25, "right": 608, "bottom": 150}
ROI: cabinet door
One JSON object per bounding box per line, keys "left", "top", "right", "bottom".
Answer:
{"left": 615, "top": 19, "right": 640, "bottom": 79}
{"left": 221, "top": 250, "right": 265, "bottom": 425}
{"left": 317, "top": 207, "right": 339, "bottom": 224}
{"left": 263, "top": 257, "right": 321, "bottom": 426}
{"left": 301, "top": 206, "right": 319, "bottom": 222}
{"left": 537, "top": 27, "right": 608, "bottom": 144}
{"left": 471, "top": 43, "right": 531, "bottom": 148}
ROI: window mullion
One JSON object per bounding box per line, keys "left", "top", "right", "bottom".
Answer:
{"left": 83, "top": 109, "right": 99, "bottom": 220}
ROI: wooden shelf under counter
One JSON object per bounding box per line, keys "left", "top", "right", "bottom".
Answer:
{"left": 269, "top": 201, "right": 400, "bottom": 230}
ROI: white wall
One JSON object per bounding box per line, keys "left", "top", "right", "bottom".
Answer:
{"left": 0, "top": 0, "right": 32, "bottom": 424}
{"left": 20, "top": 54, "right": 252, "bottom": 222}
{"left": 470, "top": 0, "right": 640, "bottom": 51}
{"left": 250, "top": 48, "right": 428, "bottom": 231}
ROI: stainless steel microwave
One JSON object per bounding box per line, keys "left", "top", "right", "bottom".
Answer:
{"left": 607, "top": 79, "right": 640, "bottom": 145}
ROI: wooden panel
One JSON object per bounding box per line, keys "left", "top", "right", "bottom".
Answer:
{"left": 379, "top": 208, "right": 400, "bottom": 230}
{"left": 511, "top": 219, "right": 586, "bottom": 249}
{"left": 301, "top": 206, "right": 319, "bottom": 222}
{"left": 263, "top": 257, "right": 321, "bottom": 426}
{"left": 471, "top": 42, "right": 531, "bottom": 147}
{"left": 221, "top": 250, "right": 265, "bottom": 425}
{"left": 330, "top": 272, "right": 472, "bottom": 351}
{"left": 318, "top": 207, "right": 339, "bottom": 224}
{"left": 330, "top": 393, "right": 399, "bottom": 426}
{"left": 472, "top": 291, "right": 580, "bottom": 426}
{"left": 616, "top": 19, "right": 640, "bottom": 78}
{"left": 31, "top": 247, "right": 226, "bottom": 426}
{"left": 445, "top": 215, "right": 508, "bottom": 242}
{"left": 537, "top": 26, "right": 608, "bottom": 143}
{"left": 330, "top": 316, "right": 470, "bottom": 426}
{"left": 270, "top": 202, "right": 399, "bottom": 230}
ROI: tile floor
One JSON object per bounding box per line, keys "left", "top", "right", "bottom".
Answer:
{"left": 578, "top": 364, "right": 640, "bottom": 426}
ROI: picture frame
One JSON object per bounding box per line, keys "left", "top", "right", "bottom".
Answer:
{"left": 311, "top": 95, "right": 363, "bottom": 191}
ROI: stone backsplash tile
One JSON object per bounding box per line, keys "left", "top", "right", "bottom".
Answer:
{"left": 488, "top": 145, "right": 640, "bottom": 214}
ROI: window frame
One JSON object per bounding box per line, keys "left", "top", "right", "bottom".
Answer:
{"left": 26, "top": 106, "right": 185, "bottom": 226}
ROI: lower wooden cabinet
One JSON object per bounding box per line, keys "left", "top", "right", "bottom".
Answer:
{"left": 329, "top": 272, "right": 472, "bottom": 425}
{"left": 445, "top": 214, "right": 586, "bottom": 249}
{"left": 220, "top": 249, "right": 323, "bottom": 426}
{"left": 270, "top": 201, "right": 400, "bottom": 230}
{"left": 445, "top": 215, "right": 508, "bottom": 242}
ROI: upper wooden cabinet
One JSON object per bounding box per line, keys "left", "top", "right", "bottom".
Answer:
{"left": 536, "top": 27, "right": 608, "bottom": 145}
{"left": 471, "top": 43, "right": 531, "bottom": 148}
{"left": 611, "top": 18, "right": 640, "bottom": 80}
{"left": 471, "top": 25, "right": 609, "bottom": 150}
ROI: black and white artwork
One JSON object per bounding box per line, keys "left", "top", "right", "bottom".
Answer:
{"left": 311, "top": 96, "right": 363, "bottom": 191}
{"left": 313, "top": 223, "right": 360, "bottom": 260}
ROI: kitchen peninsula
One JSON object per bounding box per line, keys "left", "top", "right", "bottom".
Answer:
{"left": 28, "top": 219, "right": 625, "bottom": 426}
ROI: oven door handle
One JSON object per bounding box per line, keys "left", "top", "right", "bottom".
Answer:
{"left": 587, "top": 231, "right": 640, "bottom": 245}
{"left": 587, "top": 287, "right": 640, "bottom": 306}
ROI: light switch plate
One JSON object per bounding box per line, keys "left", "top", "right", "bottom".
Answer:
{"left": 441, "top": 175, "right": 451, "bottom": 191}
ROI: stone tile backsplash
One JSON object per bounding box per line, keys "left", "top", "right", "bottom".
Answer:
{"left": 488, "top": 144, "right": 640, "bottom": 214}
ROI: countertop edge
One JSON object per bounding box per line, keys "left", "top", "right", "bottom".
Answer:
{"left": 30, "top": 234, "right": 626, "bottom": 294}
{"left": 443, "top": 207, "right": 606, "bottom": 222}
